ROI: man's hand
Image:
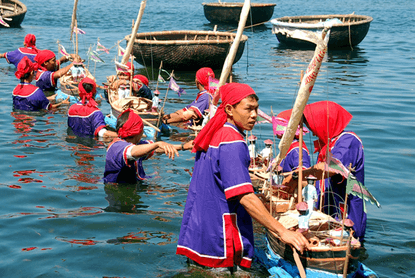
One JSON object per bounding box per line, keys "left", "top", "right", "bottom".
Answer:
{"left": 156, "top": 141, "right": 179, "bottom": 160}
{"left": 272, "top": 229, "right": 310, "bottom": 254}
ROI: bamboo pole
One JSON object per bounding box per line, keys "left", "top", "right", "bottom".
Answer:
{"left": 75, "top": 20, "right": 78, "bottom": 56}
{"left": 121, "top": 0, "right": 147, "bottom": 65}
{"left": 298, "top": 70, "right": 304, "bottom": 204}
{"left": 213, "top": 0, "right": 251, "bottom": 105}
{"left": 70, "top": 0, "right": 79, "bottom": 41}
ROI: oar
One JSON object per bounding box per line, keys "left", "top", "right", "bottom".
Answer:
{"left": 121, "top": 0, "right": 147, "bottom": 65}
{"left": 213, "top": 0, "right": 251, "bottom": 106}
{"left": 292, "top": 247, "right": 306, "bottom": 278}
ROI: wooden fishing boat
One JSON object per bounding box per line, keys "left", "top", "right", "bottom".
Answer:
{"left": 0, "top": 0, "right": 27, "bottom": 28}
{"left": 126, "top": 30, "right": 248, "bottom": 70}
{"left": 271, "top": 14, "right": 373, "bottom": 48}
{"left": 202, "top": 2, "right": 276, "bottom": 25}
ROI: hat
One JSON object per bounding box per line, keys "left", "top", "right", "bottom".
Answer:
{"left": 196, "top": 67, "right": 214, "bottom": 89}
{"left": 153, "top": 89, "right": 160, "bottom": 95}
{"left": 133, "top": 74, "right": 149, "bottom": 86}
{"left": 248, "top": 135, "right": 257, "bottom": 141}
{"left": 264, "top": 139, "right": 273, "bottom": 145}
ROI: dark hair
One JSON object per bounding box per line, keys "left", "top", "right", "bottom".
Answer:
{"left": 116, "top": 110, "right": 130, "bottom": 133}
{"left": 20, "top": 71, "right": 33, "bottom": 82}
{"left": 82, "top": 82, "right": 94, "bottom": 93}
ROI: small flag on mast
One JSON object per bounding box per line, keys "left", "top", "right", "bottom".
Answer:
{"left": 169, "top": 77, "right": 186, "bottom": 97}
{"left": 96, "top": 42, "right": 110, "bottom": 54}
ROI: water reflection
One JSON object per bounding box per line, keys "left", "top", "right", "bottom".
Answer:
{"left": 104, "top": 183, "right": 149, "bottom": 213}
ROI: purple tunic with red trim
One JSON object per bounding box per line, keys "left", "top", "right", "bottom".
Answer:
{"left": 184, "top": 90, "right": 211, "bottom": 125}
{"left": 280, "top": 139, "right": 311, "bottom": 173}
{"left": 103, "top": 138, "right": 154, "bottom": 184}
{"left": 3, "top": 47, "right": 37, "bottom": 67}
{"left": 177, "top": 123, "right": 255, "bottom": 268}
{"left": 35, "top": 69, "right": 56, "bottom": 92}
{"left": 12, "top": 83, "right": 50, "bottom": 111}
{"left": 67, "top": 102, "right": 106, "bottom": 137}
{"left": 316, "top": 131, "right": 366, "bottom": 241}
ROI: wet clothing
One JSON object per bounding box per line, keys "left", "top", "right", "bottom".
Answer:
{"left": 177, "top": 123, "right": 255, "bottom": 268}
{"left": 12, "top": 83, "right": 50, "bottom": 111}
{"left": 35, "top": 69, "right": 56, "bottom": 92}
{"left": 67, "top": 102, "right": 106, "bottom": 137}
{"left": 183, "top": 90, "right": 212, "bottom": 126}
{"left": 103, "top": 138, "right": 154, "bottom": 184}
{"left": 3, "top": 47, "right": 37, "bottom": 67}
{"left": 280, "top": 139, "right": 311, "bottom": 173}
{"left": 315, "top": 131, "right": 366, "bottom": 240}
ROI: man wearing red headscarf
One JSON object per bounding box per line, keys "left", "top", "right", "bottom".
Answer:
{"left": 162, "top": 67, "right": 214, "bottom": 126}
{"left": 285, "top": 101, "right": 367, "bottom": 241}
{"left": 35, "top": 49, "right": 78, "bottom": 94}
{"left": 131, "top": 74, "right": 153, "bottom": 100}
{"left": 104, "top": 109, "right": 193, "bottom": 184}
{"left": 0, "top": 34, "right": 39, "bottom": 67}
{"left": 177, "top": 83, "right": 309, "bottom": 272}
{"left": 68, "top": 78, "right": 118, "bottom": 138}
{"left": 12, "top": 57, "right": 66, "bottom": 111}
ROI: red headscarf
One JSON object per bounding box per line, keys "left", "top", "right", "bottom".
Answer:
{"left": 196, "top": 67, "right": 214, "bottom": 89}
{"left": 133, "top": 74, "right": 149, "bottom": 86}
{"left": 192, "top": 83, "right": 256, "bottom": 152}
{"left": 34, "top": 50, "right": 55, "bottom": 70}
{"left": 15, "top": 56, "right": 37, "bottom": 79}
{"left": 78, "top": 77, "right": 98, "bottom": 107}
{"left": 24, "top": 34, "right": 37, "bottom": 48}
{"left": 117, "top": 109, "right": 144, "bottom": 139}
{"left": 303, "top": 101, "right": 352, "bottom": 161}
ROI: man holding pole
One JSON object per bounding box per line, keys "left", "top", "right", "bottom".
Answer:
{"left": 176, "top": 83, "right": 309, "bottom": 273}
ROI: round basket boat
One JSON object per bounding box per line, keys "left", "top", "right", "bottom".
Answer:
{"left": 0, "top": 0, "right": 27, "bottom": 28}
{"left": 202, "top": 2, "right": 276, "bottom": 25}
{"left": 60, "top": 67, "right": 95, "bottom": 97}
{"left": 271, "top": 14, "right": 373, "bottom": 48}
{"left": 126, "top": 30, "right": 248, "bottom": 70}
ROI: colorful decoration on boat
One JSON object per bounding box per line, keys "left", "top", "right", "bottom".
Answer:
{"left": 118, "top": 45, "right": 126, "bottom": 57}
{"left": 256, "top": 109, "right": 272, "bottom": 124}
{"left": 346, "top": 174, "right": 381, "bottom": 211}
{"left": 114, "top": 61, "right": 128, "bottom": 72}
{"left": 88, "top": 50, "right": 104, "bottom": 63}
{"left": 0, "top": 15, "right": 11, "bottom": 27}
{"left": 169, "top": 77, "right": 186, "bottom": 97}
{"left": 58, "top": 44, "right": 70, "bottom": 58}
{"left": 96, "top": 41, "right": 110, "bottom": 54}
{"left": 73, "top": 27, "right": 86, "bottom": 35}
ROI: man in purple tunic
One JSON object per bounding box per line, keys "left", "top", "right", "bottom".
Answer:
{"left": 104, "top": 109, "right": 193, "bottom": 184}
{"left": 12, "top": 57, "right": 65, "bottom": 112}
{"left": 176, "top": 83, "right": 309, "bottom": 272}
{"left": 162, "top": 67, "right": 214, "bottom": 127}
{"left": 34, "top": 49, "right": 77, "bottom": 94}
{"left": 285, "top": 101, "right": 367, "bottom": 241}
{"left": 68, "top": 78, "right": 118, "bottom": 138}
{"left": 0, "top": 34, "right": 39, "bottom": 67}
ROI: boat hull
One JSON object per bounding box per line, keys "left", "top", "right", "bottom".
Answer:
{"left": 267, "top": 230, "right": 361, "bottom": 274}
{"left": 271, "top": 14, "right": 373, "bottom": 49}
{"left": 127, "top": 30, "right": 248, "bottom": 70}
{"left": 0, "top": 0, "right": 27, "bottom": 28}
{"left": 202, "top": 3, "right": 276, "bottom": 25}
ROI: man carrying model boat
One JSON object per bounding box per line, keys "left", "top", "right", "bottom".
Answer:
{"left": 176, "top": 83, "right": 310, "bottom": 274}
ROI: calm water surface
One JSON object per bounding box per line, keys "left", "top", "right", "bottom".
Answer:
{"left": 1, "top": 0, "right": 414, "bottom": 277}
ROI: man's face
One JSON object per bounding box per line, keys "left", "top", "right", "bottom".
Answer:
{"left": 228, "top": 97, "right": 258, "bottom": 131}
{"left": 44, "top": 57, "right": 57, "bottom": 71}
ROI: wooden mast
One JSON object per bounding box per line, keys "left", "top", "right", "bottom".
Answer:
{"left": 213, "top": 0, "right": 251, "bottom": 106}
{"left": 121, "top": 0, "right": 147, "bottom": 65}
{"left": 70, "top": 0, "right": 79, "bottom": 41}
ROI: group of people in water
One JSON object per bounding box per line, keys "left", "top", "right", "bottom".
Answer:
{"left": 2, "top": 33, "right": 368, "bottom": 275}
